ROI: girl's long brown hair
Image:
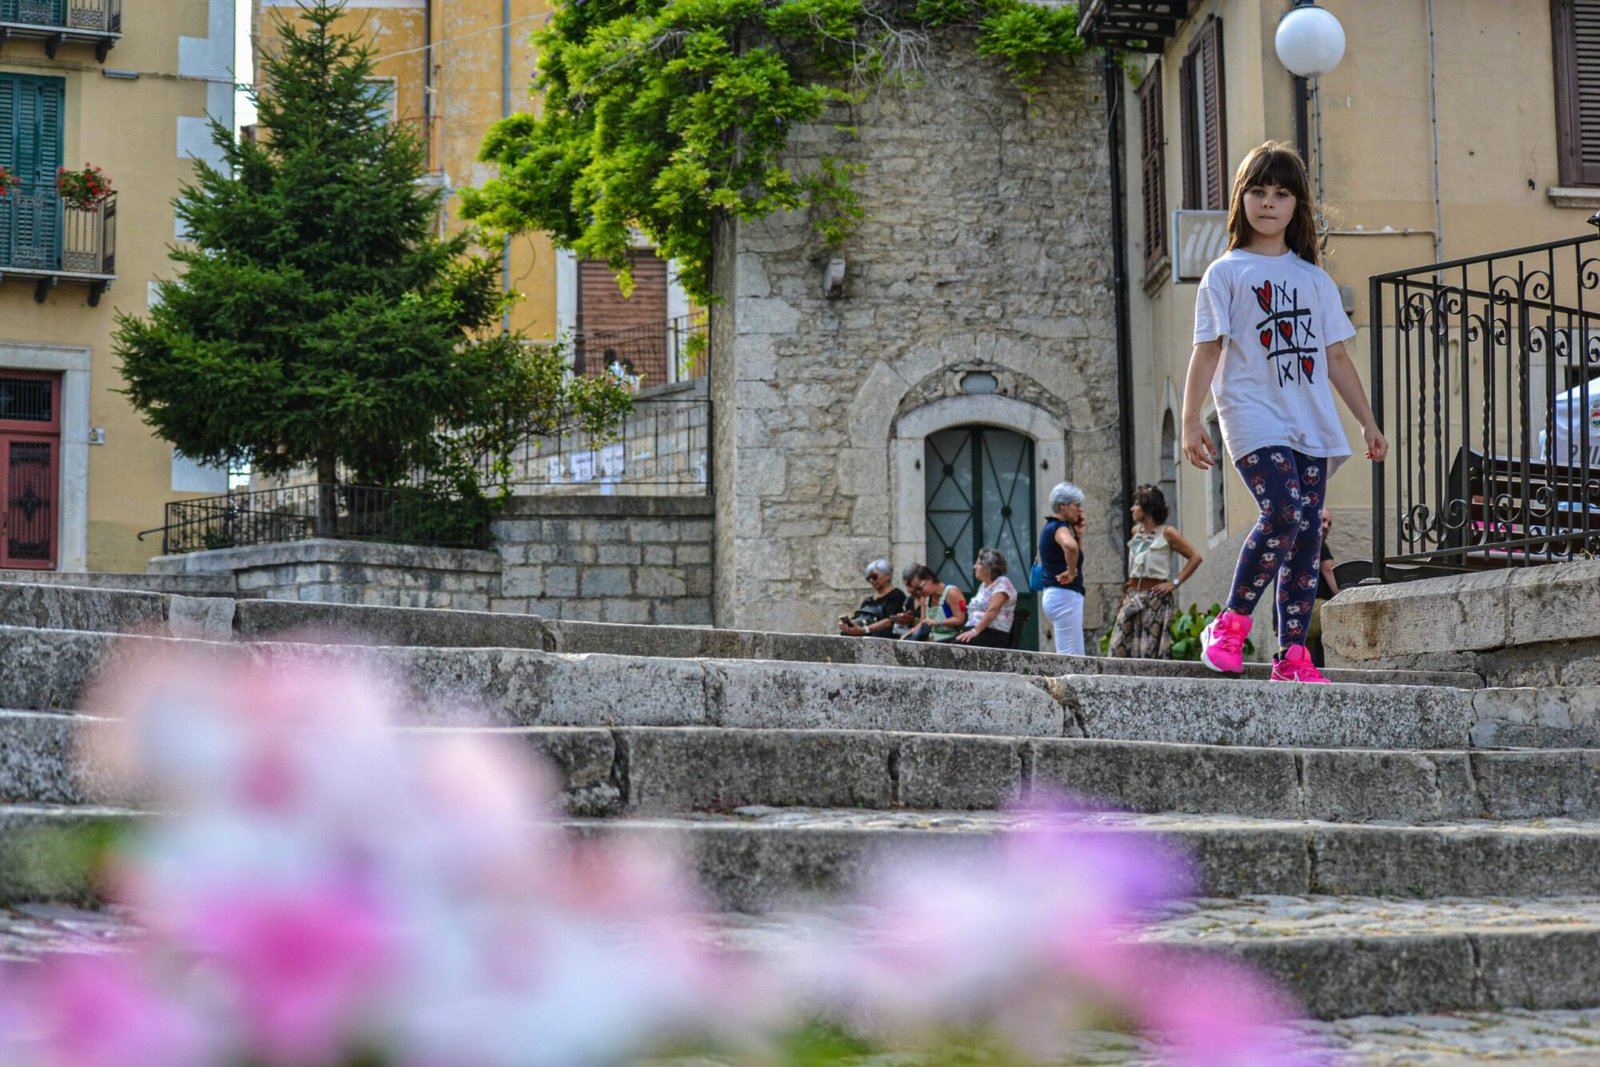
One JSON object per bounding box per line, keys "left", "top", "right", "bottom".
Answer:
{"left": 1225, "top": 141, "right": 1320, "bottom": 265}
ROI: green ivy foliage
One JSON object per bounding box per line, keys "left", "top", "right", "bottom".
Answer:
{"left": 462, "top": 0, "right": 1084, "bottom": 302}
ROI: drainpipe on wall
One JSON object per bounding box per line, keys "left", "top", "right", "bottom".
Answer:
{"left": 422, "top": 0, "right": 432, "bottom": 178}
{"left": 501, "top": 0, "right": 512, "bottom": 331}
{"left": 1103, "top": 53, "right": 1136, "bottom": 579}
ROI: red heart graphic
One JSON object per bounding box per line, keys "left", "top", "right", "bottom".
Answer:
{"left": 1277, "top": 321, "right": 1294, "bottom": 342}
{"left": 1253, "top": 282, "right": 1273, "bottom": 313}
{"left": 1259, "top": 329, "right": 1273, "bottom": 348}
{"left": 1301, "top": 356, "right": 1316, "bottom": 380}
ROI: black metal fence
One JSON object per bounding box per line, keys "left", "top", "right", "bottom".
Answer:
{"left": 143, "top": 483, "right": 489, "bottom": 556}
{"left": 1370, "top": 231, "right": 1600, "bottom": 579}
{"left": 491, "top": 377, "right": 710, "bottom": 495}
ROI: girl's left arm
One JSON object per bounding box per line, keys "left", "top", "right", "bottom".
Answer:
{"left": 1325, "top": 340, "right": 1389, "bottom": 461}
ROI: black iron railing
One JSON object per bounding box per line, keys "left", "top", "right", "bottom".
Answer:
{"left": 570, "top": 313, "right": 707, "bottom": 386}
{"left": 1370, "top": 231, "right": 1600, "bottom": 579}
{"left": 0, "top": 184, "right": 116, "bottom": 298}
{"left": 1, "top": 0, "right": 121, "bottom": 57}
{"left": 141, "top": 483, "right": 489, "bottom": 555}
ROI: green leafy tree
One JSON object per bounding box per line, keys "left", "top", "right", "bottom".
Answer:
{"left": 461, "top": 0, "right": 1082, "bottom": 303}
{"left": 116, "top": 0, "right": 629, "bottom": 534}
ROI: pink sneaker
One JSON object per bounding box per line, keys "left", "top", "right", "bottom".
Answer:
{"left": 1271, "top": 643, "right": 1330, "bottom": 684}
{"left": 1199, "top": 609, "right": 1252, "bottom": 675}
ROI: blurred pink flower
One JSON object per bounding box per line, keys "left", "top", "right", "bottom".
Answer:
{"left": 187, "top": 881, "right": 396, "bottom": 1064}
{"left": 9, "top": 953, "right": 215, "bottom": 1067}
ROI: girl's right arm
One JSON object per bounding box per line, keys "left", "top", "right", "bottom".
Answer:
{"left": 1180, "top": 339, "right": 1223, "bottom": 470}
{"left": 1053, "top": 525, "right": 1080, "bottom": 585}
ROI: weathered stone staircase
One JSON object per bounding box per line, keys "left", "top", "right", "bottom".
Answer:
{"left": 5, "top": 576, "right": 1600, "bottom": 1062}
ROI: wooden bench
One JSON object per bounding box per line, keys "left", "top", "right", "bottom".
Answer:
{"left": 1439, "top": 446, "right": 1600, "bottom": 566}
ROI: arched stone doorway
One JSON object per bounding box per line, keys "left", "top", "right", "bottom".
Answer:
{"left": 924, "top": 426, "right": 1038, "bottom": 649}
{"left": 891, "top": 394, "right": 1067, "bottom": 652}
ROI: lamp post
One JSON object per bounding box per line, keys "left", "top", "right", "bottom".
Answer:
{"left": 1276, "top": 2, "right": 1346, "bottom": 211}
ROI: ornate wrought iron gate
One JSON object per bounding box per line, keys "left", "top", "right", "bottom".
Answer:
{"left": 924, "top": 426, "right": 1037, "bottom": 650}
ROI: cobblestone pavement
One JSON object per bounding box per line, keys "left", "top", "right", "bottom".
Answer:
{"left": 11, "top": 904, "right": 1600, "bottom": 1063}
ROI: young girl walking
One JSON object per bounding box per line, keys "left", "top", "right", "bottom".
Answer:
{"left": 1180, "top": 141, "right": 1388, "bottom": 683}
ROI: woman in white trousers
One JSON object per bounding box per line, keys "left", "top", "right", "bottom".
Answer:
{"left": 1038, "top": 481, "right": 1086, "bottom": 655}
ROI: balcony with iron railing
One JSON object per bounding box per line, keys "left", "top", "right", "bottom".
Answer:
{"left": 0, "top": 182, "right": 117, "bottom": 303}
{"left": 0, "top": 0, "right": 122, "bottom": 60}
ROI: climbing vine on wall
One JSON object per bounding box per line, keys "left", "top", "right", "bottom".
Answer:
{"left": 460, "top": 0, "right": 1084, "bottom": 303}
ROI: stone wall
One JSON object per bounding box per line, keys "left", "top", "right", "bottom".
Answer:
{"left": 711, "top": 33, "right": 1121, "bottom": 637}
{"left": 148, "top": 539, "right": 501, "bottom": 610}
{"left": 490, "top": 495, "right": 714, "bottom": 625}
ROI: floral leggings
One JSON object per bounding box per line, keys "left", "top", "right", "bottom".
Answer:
{"left": 1226, "top": 446, "right": 1328, "bottom": 648}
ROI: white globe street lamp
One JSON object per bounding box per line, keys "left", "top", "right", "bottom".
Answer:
{"left": 1275, "top": 2, "right": 1346, "bottom": 78}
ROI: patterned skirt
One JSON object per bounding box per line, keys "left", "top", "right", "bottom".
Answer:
{"left": 1108, "top": 587, "right": 1175, "bottom": 659}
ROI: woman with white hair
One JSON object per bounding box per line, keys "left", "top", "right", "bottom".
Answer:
{"left": 837, "top": 558, "right": 908, "bottom": 638}
{"left": 1038, "top": 481, "right": 1087, "bottom": 655}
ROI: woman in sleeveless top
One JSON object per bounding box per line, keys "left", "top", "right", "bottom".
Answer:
{"left": 1108, "top": 484, "right": 1204, "bottom": 659}
{"left": 1038, "top": 481, "right": 1087, "bottom": 655}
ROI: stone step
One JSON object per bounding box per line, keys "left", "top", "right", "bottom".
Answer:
{"left": 564, "top": 809, "right": 1600, "bottom": 909}
{"left": 0, "top": 626, "right": 1568, "bottom": 750}
{"left": 0, "top": 570, "right": 235, "bottom": 596}
{"left": 0, "top": 580, "right": 1481, "bottom": 689}
{"left": 14, "top": 713, "right": 1600, "bottom": 825}
{"left": 9, "top": 895, "right": 1600, "bottom": 1033}
{"left": 711, "top": 895, "right": 1600, "bottom": 1021}
{"left": 19, "top": 804, "right": 1600, "bottom": 905}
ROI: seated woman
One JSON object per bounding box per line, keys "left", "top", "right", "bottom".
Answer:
{"left": 837, "top": 559, "right": 908, "bottom": 638}
{"left": 899, "top": 564, "right": 966, "bottom": 642}
{"left": 950, "top": 546, "right": 1016, "bottom": 648}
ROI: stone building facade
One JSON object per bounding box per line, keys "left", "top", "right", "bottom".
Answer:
{"left": 710, "top": 33, "right": 1122, "bottom": 646}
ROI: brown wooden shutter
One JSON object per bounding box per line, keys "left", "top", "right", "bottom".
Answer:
{"left": 575, "top": 251, "right": 671, "bottom": 383}
{"left": 1553, "top": 0, "right": 1600, "bottom": 185}
{"left": 1179, "top": 51, "right": 1200, "bottom": 209}
{"left": 1199, "top": 19, "right": 1228, "bottom": 210}
{"left": 1139, "top": 65, "right": 1167, "bottom": 273}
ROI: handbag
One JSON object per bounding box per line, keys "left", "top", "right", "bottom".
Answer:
{"left": 1028, "top": 560, "right": 1049, "bottom": 593}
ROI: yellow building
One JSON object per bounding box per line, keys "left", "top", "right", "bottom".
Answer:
{"left": 1083, "top": 0, "right": 1600, "bottom": 612}
{"left": 0, "top": 0, "right": 236, "bottom": 572}
{"left": 257, "top": 0, "right": 693, "bottom": 381}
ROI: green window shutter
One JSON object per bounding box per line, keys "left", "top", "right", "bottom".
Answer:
{"left": 0, "top": 73, "right": 65, "bottom": 270}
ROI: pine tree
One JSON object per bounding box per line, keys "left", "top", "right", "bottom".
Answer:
{"left": 116, "top": 0, "right": 628, "bottom": 535}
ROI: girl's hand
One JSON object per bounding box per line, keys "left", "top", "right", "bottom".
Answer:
{"left": 954, "top": 629, "right": 976, "bottom": 643}
{"left": 1154, "top": 581, "right": 1176, "bottom": 595}
{"left": 1182, "top": 422, "right": 1217, "bottom": 470}
{"left": 1364, "top": 425, "right": 1389, "bottom": 462}
{"left": 1055, "top": 568, "right": 1076, "bottom": 586}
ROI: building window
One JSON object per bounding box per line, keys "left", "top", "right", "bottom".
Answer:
{"left": 575, "top": 250, "right": 670, "bottom": 384}
{"left": 1179, "top": 16, "right": 1227, "bottom": 210}
{"left": 1205, "top": 412, "right": 1226, "bottom": 537}
{"left": 365, "top": 78, "right": 396, "bottom": 125}
{"left": 1159, "top": 408, "right": 1178, "bottom": 522}
{"left": 0, "top": 73, "right": 66, "bottom": 271}
{"left": 1138, "top": 63, "right": 1167, "bottom": 276}
{"left": 1552, "top": 0, "right": 1600, "bottom": 186}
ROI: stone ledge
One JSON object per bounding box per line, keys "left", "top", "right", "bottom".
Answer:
{"left": 148, "top": 538, "right": 501, "bottom": 576}
{"left": 1325, "top": 558, "right": 1600, "bottom": 666}
{"left": 495, "top": 495, "right": 715, "bottom": 519}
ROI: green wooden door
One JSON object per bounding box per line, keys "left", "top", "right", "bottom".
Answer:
{"left": 924, "top": 426, "right": 1038, "bottom": 650}
{"left": 0, "top": 73, "right": 65, "bottom": 270}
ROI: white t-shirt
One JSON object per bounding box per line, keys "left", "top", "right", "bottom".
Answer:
{"left": 1194, "top": 249, "right": 1356, "bottom": 466}
{"left": 968, "top": 575, "right": 1017, "bottom": 633}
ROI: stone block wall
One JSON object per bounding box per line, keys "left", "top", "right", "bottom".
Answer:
{"left": 489, "top": 495, "right": 714, "bottom": 625}
{"left": 711, "top": 32, "right": 1120, "bottom": 636}
{"left": 148, "top": 540, "right": 501, "bottom": 610}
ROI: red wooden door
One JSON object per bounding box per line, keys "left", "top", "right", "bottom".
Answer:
{"left": 0, "top": 372, "right": 60, "bottom": 569}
